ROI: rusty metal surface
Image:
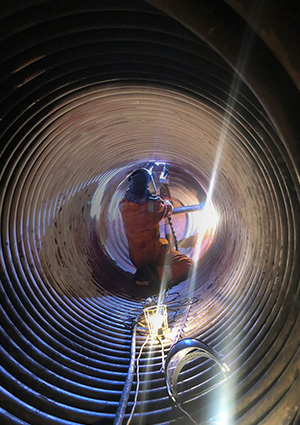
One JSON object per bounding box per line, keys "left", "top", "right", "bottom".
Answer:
{"left": 0, "top": 1, "right": 299, "bottom": 424}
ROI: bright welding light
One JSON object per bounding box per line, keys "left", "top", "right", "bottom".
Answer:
{"left": 201, "top": 204, "right": 219, "bottom": 230}
{"left": 215, "top": 411, "right": 229, "bottom": 425}
{"left": 188, "top": 201, "right": 219, "bottom": 299}
{"left": 209, "top": 368, "right": 232, "bottom": 425}
{"left": 191, "top": 202, "right": 218, "bottom": 264}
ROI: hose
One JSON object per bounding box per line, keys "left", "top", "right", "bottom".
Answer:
{"left": 113, "top": 323, "right": 137, "bottom": 425}
{"left": 168, "top": 216, "right": 179, "bottom": 251}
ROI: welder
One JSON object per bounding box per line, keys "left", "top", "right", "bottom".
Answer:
{"left": 119, "top": 166, "right": 193, "bottom": 289}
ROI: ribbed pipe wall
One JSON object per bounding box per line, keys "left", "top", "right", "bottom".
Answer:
{"left": 0, "top": 1, "right": 299, "bottom": 425}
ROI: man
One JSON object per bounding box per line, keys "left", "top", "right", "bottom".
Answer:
{"left": 119, "top": 167, "right": 193, "bottom": 289}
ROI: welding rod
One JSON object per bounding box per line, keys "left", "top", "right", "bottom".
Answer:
{"left": 172, "top": 202, "right": 206, "bottom": 215}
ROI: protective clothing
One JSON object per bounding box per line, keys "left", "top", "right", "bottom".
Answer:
{"left": 119, "top": 194, "right": 193, "bottom": 287}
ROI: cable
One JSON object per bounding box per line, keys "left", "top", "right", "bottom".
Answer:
{"left": 158, "top": 336, "right": 166, "bottom": 373}
{"left": 125, "top": 334, "right": 150, "bottom": 425}
{"left": 168, "top": 216, "right": 179, "bottom": 251}
{"left": 177, "top": 403, "right": 199, "bottom": 425}
{"left": 114, "top": 323, "right": 137, "bottom": 425}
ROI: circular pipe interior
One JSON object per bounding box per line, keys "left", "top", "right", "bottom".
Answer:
{"left": 1, "top": 1, "right": 299, "bottom": 425}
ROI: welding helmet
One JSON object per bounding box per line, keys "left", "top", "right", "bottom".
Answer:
{"left": 128, "top": 168, "right": 157, "bottom": 195}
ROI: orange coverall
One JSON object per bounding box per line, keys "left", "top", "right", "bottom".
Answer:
{"left": 119, "top": 196, "right": 193, "bottom": 285}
